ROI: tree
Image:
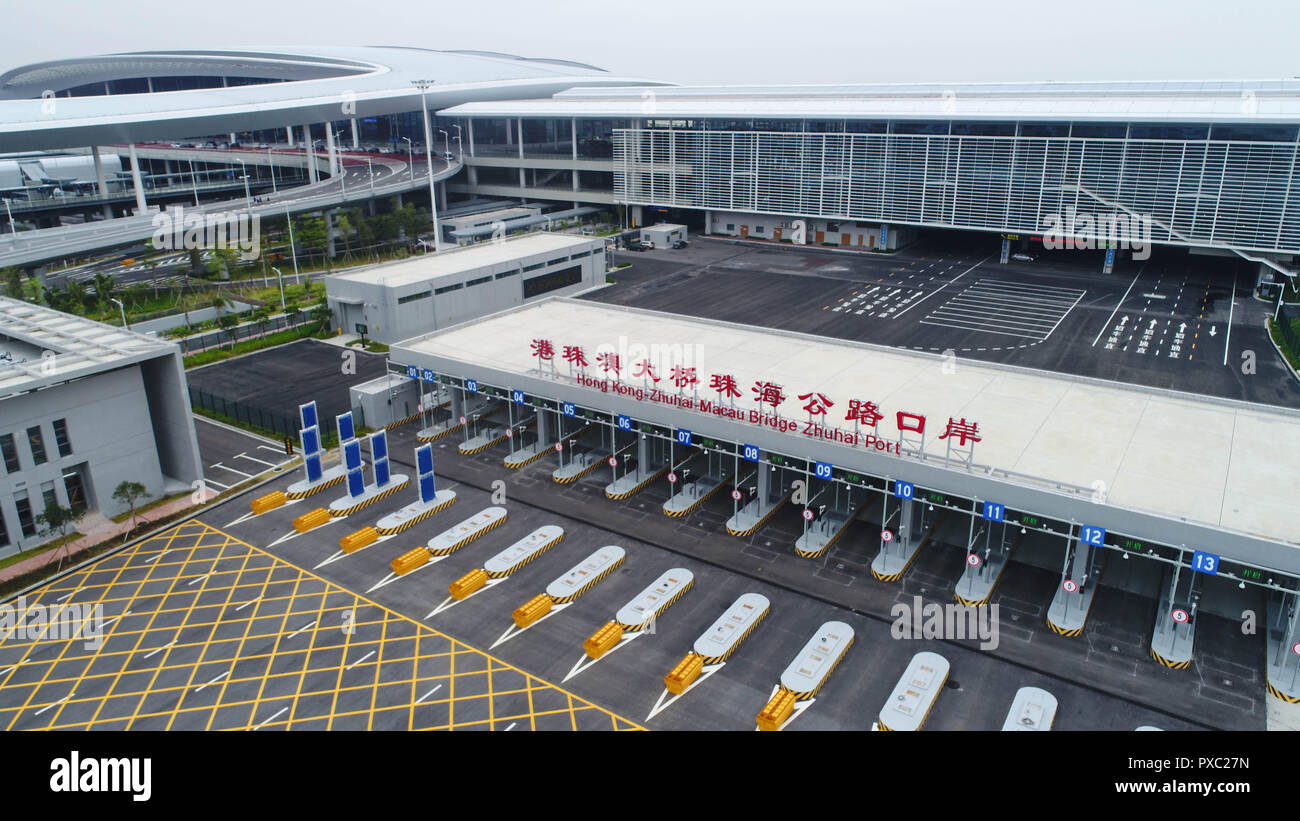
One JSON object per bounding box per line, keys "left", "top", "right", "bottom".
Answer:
{"left": 205, "top": 248, "right": 240, "bottom": 280}
{"left": 208, "top": 293, "right": 232, "bottom": 318}
{"left": 112, "top": 480, "right": 148, "bottom": 532}
{"left": 310, "top": 299, "right": 334, "bottom": 334}
{"left": 91, "top": 272, "right": 116, "bottom": 313}
{"left": 35, "top": 503, "right": 86, "bottom": 570}
{"left": 285, "top": 301, "right": 302, "bottom": 328}
{"left": 2, "top": 266, "right": 22, "bottom": 299}
{"left": 218, "top": 312, "right": 239, "bottom": 348}
{"left": 141, "top": 240, "right": 161, "bottom": 298}
{"left": 294, "top": 215, "right": 328, "bottom": 269}
{"left": 251, "top": 305, "right": 271, "bottom": 337}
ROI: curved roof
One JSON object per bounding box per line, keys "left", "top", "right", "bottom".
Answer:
{"left": 0, "top": 47, "right": 668, "bottom": 152}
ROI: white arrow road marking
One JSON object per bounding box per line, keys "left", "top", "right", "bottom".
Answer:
{"left": 426, "top": 577, "right": 507, "bottom": 619}
{"left": 646, "top": 663, "right": 725, "bottom": 722}
{"left": 490, "top": 602, "right": 572, "bottom": 649}
{"left": 563, "top": 630, "right": 645, "bottom": 683}
{"left": 1209, "top": 325, "right": 1217, "bottom": 337}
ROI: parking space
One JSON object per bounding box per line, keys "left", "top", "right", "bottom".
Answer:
{"left": 593, "top": 238, "right": 1300, "bottom": 407}
{"left": 194, "top": 416, "right": 296, "bottom": 491}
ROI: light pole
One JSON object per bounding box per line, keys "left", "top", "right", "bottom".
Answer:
{"left": 438, "top": 129, "right": 450, "bottom": 158}
{"left": 452, "top": 124, "right": 463, "bottom": 159}
{"left": 271, "top": 265, "right": 287, "bottom": 311}
{"left": 110, "top": 297, "right": 127, "bottom": 330}
{"left": 333, "top": 129, "right": 347, "bottom": 198}
{"left": 411, "top": 79, "right": 442, "bottom": 252}
{"left": 2, "top": 197, "right": 14, "bottom": 236}
{"left": 267, "top": 147, "right": 277, "bottom": 194}
{"left": 367, "top": 157, "right": 375, "bottom": 197}
{"left": 284, "top": 203, "right": 300, "bottom": 283}
{"left": 237, "top": 159, "right": 251, "bottom": 210}
{"left": 188, "top": 159, "right": 200, "bottom": 206}
{"left": 401, "top": 137, "right": 414, "bottom": 183}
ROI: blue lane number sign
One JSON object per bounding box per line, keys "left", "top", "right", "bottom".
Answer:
{"left": 406, "top": 365, "right": 418, "bottom": 379}
{"left": 742, "top": 444, "right": 760, "bottom": 462}
{"left": 616, "top": 415, "right": 632, "bottom": 431}
{"left": 1192, "top": 550, "right": 1220, "bottom": 575}
{"left": 894, "top": 480, "right": 914, "bottom": 499}
{"left": 814, "top": 462, "right": 833, "bottom": 480}
{"left": 562, "top": 402, "right": 575, "bottom": 417}
{"left": 511, "top": 390, "right": 525, "bottom": 404}
{"left": 422, "top": 368, "right": 435, "bottom": 382}
{"left": 1080, "top": 525, "right": 1106, "bottom": 547}
{"left": 982, "top": 501, "right": 1005, "bottom": 522}
{"left": 466, "top": 379, "right": 478, "bottom": 394}
{"left": 676, "top": 429, "right": 692, "bottom": 446}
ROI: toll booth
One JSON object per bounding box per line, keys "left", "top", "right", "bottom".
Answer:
{"left": 953, "top": 499, "right": 1022, "bottom": 606}
{"left": 1046, "top": 524, "right": 1107, "bottom": 636}
{"left": 606, "top": 417, "right": 671, "bottom": 499}
{"left": 503, "top": 388, "right": 548, "bottom": 468}
{"left": 794, "top": 462, "right": 873, "bottom": 558}
{"left": 1150, "top": 555, "right": 1200, "bottom": 669}
{"left": 1266, "top": 587, "right": 1300, "bottom": 703}
{"left": 726, "top": 446, "right": 797, "bottom": 537}
{"left": 552, "top": 400, "right": 611, "bottom": 483}
{"left": 662, "top": 429, "right": 733, "bottom": 518}
{"left": 871, "top": 479, "right": 942, "bottom": 580}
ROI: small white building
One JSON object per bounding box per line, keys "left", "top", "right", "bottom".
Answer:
{"left": 640, "top": 223, "right": 688, "bottom": 249}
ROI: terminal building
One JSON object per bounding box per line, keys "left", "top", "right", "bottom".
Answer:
{"left": 325, "top": 232, "right": 608, "bottom": 344}
{"left": 389, "top": 297, "right": 1300, "bottom": 699}
{"left": 0, "top": 298, "right": 201, "bottom": 557}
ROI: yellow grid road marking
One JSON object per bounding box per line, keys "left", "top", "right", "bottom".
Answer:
{"left": 0, "top": 521, "right": 643, "bottom": 732}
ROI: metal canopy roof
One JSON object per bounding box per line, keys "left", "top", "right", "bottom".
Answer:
{"left": 441, "top": 79, "right": 1300, "bottom": 123}
{"left": 0, "top": 297, "right": 176, "bottom": 396}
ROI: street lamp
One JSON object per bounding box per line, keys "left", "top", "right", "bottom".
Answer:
{"left": 401, "top": 137, "right": 414, "bottom": 183}
{"left": 438, "top": 129, "right": 450, "bottom": 159}
{"left": 332, "top": 129, "right": 348, "bottom": 198}
{"left": 267, "top": 147, "right": 277, "bottom": 195}
{"left": 2, "top": 197, "right": 14, "bottom": 236}
{"left": 284, "top": 203, "right": 300, "bottom": 283}
{"left": 367, "top": 157, "right": 375, "bottom": 197}
{"left": 452, "top": 123, "right": 463, "bottom": 159}
{"left": 270, "top": 265, "right": 287, "bottom": 311}
{"left": 411, "top": 79, "right": 442, "bottom": 253}
{"left": 188, "top": 159, "right": 200, "bottom": 207}
{"left": 110, "top": 297, "right": 127, "bottom": 329}
{"left": 236, "top": 159, "right": 251, "bottom": 210}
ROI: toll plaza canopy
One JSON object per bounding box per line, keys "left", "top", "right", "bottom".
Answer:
{"left": 392, "top": 299, "right": 1300, "bottom": 572}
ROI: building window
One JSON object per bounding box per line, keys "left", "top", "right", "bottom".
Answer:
{"left": 726, "top": 224, "right": 735, "bottom": 232}
{"left": 494, "top": 271, "right": 517, "bottom": 280}
{"left": 433, "top": 283, "right": 463, "bottom": 295}
{"left": 754, "top": 226, "right": 764, "bottom": 235}
{"left": 63, "top": 470, "right": 87, "bottom": 510}
{"left": 52, "top": 419, "right": 72, "bottom": 457}
{"left": 14, "top": 492, "right": 35, "bottom": 539}
{"left": 27, "top": 426, "right": 46, "bottom": 465}
{"left": 40, "top": 480, "right": 57, "bottom": 511}
{"left": 0, "top": 434, "right": 18, "bottom": 473}
{"left": 523, "top": 265, "right": 583, "bottom": 299}
{"left": 397, "top": 290, "right": 432, "bottom": 305}
{"left": 466, "top": 276, "right": 492, "bottom": 287}
{"left": 522, "top": 261, "right": 547, "bottom": 273}
{"left": 0, "top": 509, "right": 8, "bottom": 548}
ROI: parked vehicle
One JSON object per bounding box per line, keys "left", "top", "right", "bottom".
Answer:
{"left": 1011, "top": 253, "right": 1034, "bottom": 262}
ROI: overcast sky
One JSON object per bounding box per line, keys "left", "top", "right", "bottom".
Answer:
{"left": 4, "top": 0, "right": 1297, "bottom": 86}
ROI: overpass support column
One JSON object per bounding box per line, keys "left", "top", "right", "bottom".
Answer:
{"left": 286, "top": 126, "right": 295, "bottom": 147}
{"left": 325, "top": 127, "right": 338, "bottom": 177}
{"left": 437, "top": 181, "right": 446, "bottom": 211}
{"left": 467, "top": 119, "right": 475, "bottom": 157}
{"left": 305, "top": 128, "right": 318, "bottom": 183}
{"left": 92, "top": 147, "right": 112, "bottom": 218}
{"left": 1266, "top": 589, "right": 1300, "bottom": 702}
{"left": 350, "top": 118, "right": 359, "bottom": 149}
{"left": 127, "top": 143, "right": 147, "bottom": 214}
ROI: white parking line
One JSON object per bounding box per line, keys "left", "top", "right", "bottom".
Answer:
{"left": 210, "top": 463, "right": 252, "bottom": 478}
{"left": 892, "top": 257, "right": 988, "bottom": 318}
{"left": 1223, "top": 276, "right": 1236, "bottom": 366}
{"left": 235, "top": 452, "right": 279, "bottom": 468}
{"left": 1092, "top": 264, "right": 1146, "bottom": 346}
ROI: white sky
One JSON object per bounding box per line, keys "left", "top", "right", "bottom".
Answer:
{"left": 3, "top": 0, "right": 1297, "bottom": 86}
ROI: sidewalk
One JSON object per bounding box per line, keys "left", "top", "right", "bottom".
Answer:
{"left": 0, "top": 488, "right": 218, "bottom": 585}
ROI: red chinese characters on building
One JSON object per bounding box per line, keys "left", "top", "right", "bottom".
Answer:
{"left": 845, "top": 399, "right": 884, "bottom": 428}
{"left": 670, "top": 366, "right": 698, "bottom": 389}
{"left": 596, "top": 351, "right": 622, "bottom": 376}
{"left": 752, "top": 381, "right": 786, "bottom": 408}
{"left": 938, "top": 417, "right": 982, "bottom": 447}
{"left": 799, "top": 392, "right": 834, "bottom": 416}
{"left": 632, "top": 359, "right": 660, "bottom": 382}
{"left": 896, "top": 411, "right": 926, "bottom": 436}
{"left": 562, "top": 345, "right": 589, "bottom": 368}
{"left": 709, "top": 373, "right": 743, "bottom": 399}
{"left": 530, "top": 338, "right": 555, "bottom": 362}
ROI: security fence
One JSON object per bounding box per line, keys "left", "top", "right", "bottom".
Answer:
{"left": 188, "top": 386, "right": 299, "bottom": 439}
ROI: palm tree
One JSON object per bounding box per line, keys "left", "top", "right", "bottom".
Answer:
{"left": 91, "top": 272, "right": 116, "bottom": 314}
{"left": 208, "top": 293, "right": 232, "bottom": 320}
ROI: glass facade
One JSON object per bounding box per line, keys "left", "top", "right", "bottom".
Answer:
{"left": 613, "top": 123, "right": 1300, "bottom": 252}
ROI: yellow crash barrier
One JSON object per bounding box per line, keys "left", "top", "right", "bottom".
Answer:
{"left": 512, "top": 594, "right": 554, "bottom": 629}
{"left": 293, "top": 507, "right": 331, "bottom": 533}
{"left": 583, "top": 621, "right": 624, "bottom": 660}
{"left": 664, "top": 652, "right": 705, "bottom": 696}
{"left": 339, "top": 526, "right": 379, "bottom": 554}
{"left": 249, "top": 491, "right": 286, "bottom": 515}
{"left": 391, "top": 548, "right": 431, "bottom": 576}
{"left": 757, "top": 688, "right": 797, "bottom": 732}
{"left": 449, "top": 568, "right": 489, "bottom": 601}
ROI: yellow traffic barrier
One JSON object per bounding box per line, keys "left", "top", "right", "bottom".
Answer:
{"left": 249, "top": 490, "right": 286, "bottom": 515}
{"left": 583, "top": 621, "right": 624, "bottom": 660}
{"left": 664, "top": 652, "right": 705, "bottom": 695}
{"left": 391, "top": 548, "right": 431, "bottom": 576}
{"left": 293, "top": 507, "right": 331, "bottom": 533}
{"left": 449, "top": 568, "right": 489, "bottom": 601}
{"left": 340, "top": 526, "right": 379, "bottom": 554}
{"left": 512, "top": 594, "right": 554, "bottom": 629}
{"left": 757, "top": 688, "right": 797, "bottom": 732}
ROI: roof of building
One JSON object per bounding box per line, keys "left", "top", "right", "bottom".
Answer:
{"left": 0, "top": 297, "right": 177, "bottom": 396}
{"left": 0, "top": 47, "right": 668, "bottom": 152}
{"left": 328, "top": 232, "right": 601, "bottom": 289}
{"left": 441, "top": 79, "right": 1300, "bottom": 124}
{"left": 397, "top": 299, "right": 1300, "bottom": 548}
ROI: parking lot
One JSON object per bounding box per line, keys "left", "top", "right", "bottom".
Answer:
{"left": 591, "top": 236, "right": 1300, "bottom": 408}
{"left": 194, "top": 416, "right": 297, "bottom": 493}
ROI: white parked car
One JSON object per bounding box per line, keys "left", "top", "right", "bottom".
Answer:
{"left": 1011, "top": 253, "right": 1034, "bottom": 262}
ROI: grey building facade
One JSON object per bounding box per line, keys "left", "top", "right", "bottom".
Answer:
{"left": 325, "top": 232, "right": 607, "bottom": 344}
{"left": 0, "top": 298, "right": 202, "bottom": 557}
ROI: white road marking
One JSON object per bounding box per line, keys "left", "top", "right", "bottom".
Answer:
{"left": 144, "top": 551, "right": 170, "bottom": 564}
{"left": 143, "top": 641, "right": 175, "bottom": 659}
{"left": 234, "top": 596, "right": 262, "bottom": 612}
{"left": 211, "top": 463, "right": 252, "bottom": 478}
{"left": 1222, "top": 276, "right": 1236, "bottom": 366}
{"left": 415, "top": 683, "right": 442, "bottom": 704}
{"left": 1093, "top": 264, "right": 1146, "bottom": 346}
{"left": 34, "top": 692, "right": 74, "bottom": 716}
{"left": 236, "top": 452, "right": 279, "bottom": 468}
{"left": 504, "top": 722, "right": 517, "bottom": 731}
{"left": 57, "top": 591, "right": 76, "bottom": 602}
{"left": 892, "top": 257, "right": 987, "bottom": 318}
{"left": 288, "top": 620, "right": 317, "bottom": 639}
{"left": 254, "top": 706, "right": 289, "bottom": 729}
{"left": 346, "top": 650, "right": 376, "bottom": 670}
{"left": 195, "top": 671, "right": 228, "bottom": 692}
{"left": 204, "top": 479, "right": 231, "bottom": 490}
{"left": 187, "top": 574, "right": 209, "bottom": 586}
